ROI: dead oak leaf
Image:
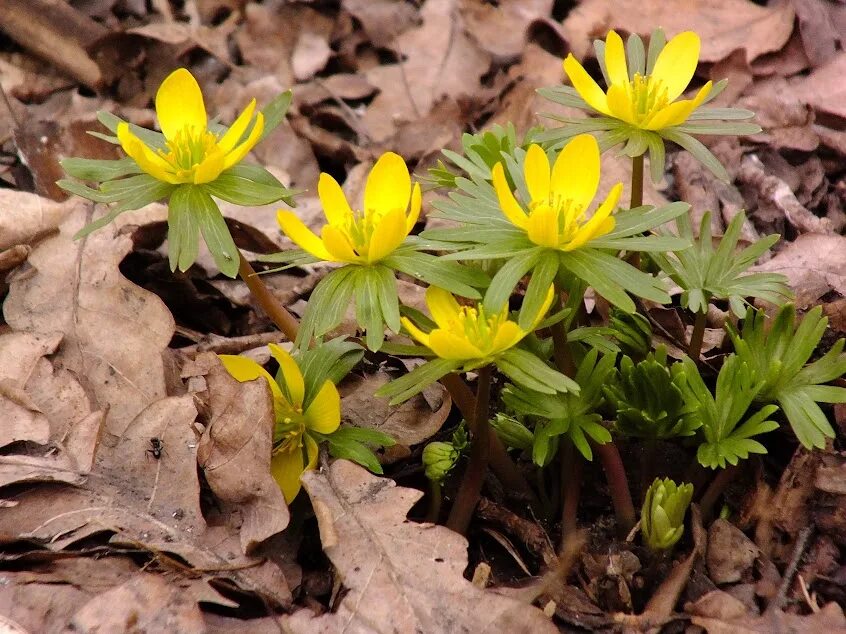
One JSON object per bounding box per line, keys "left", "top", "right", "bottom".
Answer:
{"left": 793, "top": 51, "right": 846, "bottom": 122}
{"left": 562, "top": 0, "right": 794, "bottom": 64}
{"left": 283, "top": 460, "right": 557, "bottom": 634}
{"left": 4, "top": 197, "right": 175, "bottom": 439}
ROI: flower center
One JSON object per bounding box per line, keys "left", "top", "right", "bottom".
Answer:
{"left": 340, "top": 207, "right": 392, "bottom": 259}
{"left": 529, "top": 194, "right": 587, "bottom": 244}
{"left": 626, "top": 73, "right": 670, "bottom": 123}
{"left": 448, "top": 305, "right": 506, "bottom": 352}
{"left": 160, "top": 125, "right": 220, "bottom": 172}
{"left": 273, "top": 410, "right": 307, "bottom": 455}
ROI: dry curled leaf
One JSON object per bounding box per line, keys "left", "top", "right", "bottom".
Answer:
{"left": 284, "top": 460, "right": 557, "bottom": 634}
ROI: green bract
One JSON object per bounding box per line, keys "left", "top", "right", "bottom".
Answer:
{"left": 502, "top": 348, "right": 615, "bottom": 462}
{"left": 650, "top": 210, "right": 791, "bottom": 317}
{"left": 490, "top": 414, "right": 534, "bottom": 451}
{"left": 677, "top": 355, "right": 779, "bottom": 469}
{"left": 727, "top": 305, "right": 846, "bottom": 449}
{"left": 641, "top": 477, "right": 693, "bottom": 552}
{"left": 605, "top": 347, "right": 699, "bottom": 440}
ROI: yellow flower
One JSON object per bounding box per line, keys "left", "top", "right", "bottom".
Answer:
{"left": 491, "top": 136, "right": 623, "bottom": 251}
{"left": 563, "top": 30, "right": 712, "bottom": 131}
{"left": 220, "top": 344, "right": 340, "bottom": 503}
{"left": 277, "top": 152, "right": 421, "bottom": 265}
{"left": 402, "top": 285, "right": 554, "bottom": 368}
{"left": 117, "top": 68, "right": 265, "bottom": 185}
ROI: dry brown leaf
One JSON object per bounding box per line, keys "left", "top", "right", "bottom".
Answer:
{"left": 690, "top": 599, "right": 846, "bottom": 633}
{"left": 0, "top": 189, "right": 76, "bottom": 250}
{"left": 339, "top": 373, "right": 451, "bottom": 448}
{"left": 4, "top": 198, "right": 175, "bottom": 438}
{"left": 738, "top": 78, "right": 818, "bottom": 152}
{"left": 283, "top": 460, "right": 557, "bottom": 633}
{"left": 750, "top": 233, "right": 846, "bottom": 310}
{"left": 461, "top": 0, "right": 553, "bottom": 61}
{"left": 343, "top": 0, "right": 420, "bottom": 48}
{"left": 197, "top": 353, "right": 290, "bottom": 554}
{"left": 561, "top": 0, "right": 794, "bottom": 64}
{"left": 793, "top": 0, "right": 843, "bottom": 68}
{"left": 362, "top": 0, "right": 490, "bottom": 142}
{"left": 793, "top": 52, "right": 846, "bottom": 122}
{"left": 707, "top": 519, "right": 760, "bottom": 585}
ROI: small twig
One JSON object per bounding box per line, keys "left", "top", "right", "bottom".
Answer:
{"left": 177, "top": 331, "right": 289, "bottom": 356}
{"left": 477, "top": 496, "right": 557, "bottom": 566}
{"left": 766, "top": 525, "right": 814, "bottom": 615}
{"left": 238, "top": 252, "right": 300, "bottom": 343}
{"left": 797, "top": 574, "right": 819, "bottom": 613}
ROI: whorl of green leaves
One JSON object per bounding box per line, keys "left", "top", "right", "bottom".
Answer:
{"left": 502, "top": 348, "right": 614, "bottom": 462}
{"left": 727, "top": 305, "right": 846, "bottom": 449}
{"left": 641, "top": 477, "right": 693, "bottom": 552}
{"left": 604, "top": 347, "right": 700, "bottom": 440}
{"left": 650, "top": 210, "right": 792, "bottom": 318}
{"left": 677, "top": 356, "right": 779, "bottom": 469}
{"left": 608, "top": 308, "right": 653, "bottom": 359}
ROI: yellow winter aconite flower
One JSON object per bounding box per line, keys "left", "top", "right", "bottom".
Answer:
{"left": 277, "top": 152, "right": 421, "bottom": 265}
{"left": 402, "top": 285, "right": 554, "bottom": 368}
{"left": 220, "top": 345, "right": 340, "bottom": 503}
{"left": 492, "top": 136, "right": 623, "bottom": 251}
{"left": 117, "top": 68, "right": 265, "bottom": 185}
{"left": 563, "top": 30, "right": 712, "bottom": 131}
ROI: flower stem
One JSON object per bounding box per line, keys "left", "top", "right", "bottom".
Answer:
{"left": 560, "top": 442, "right": 583, "bottom": 549}
{"left": 447, "top": 365, "right": 493, "bottom": 535}
{"left": 238, "top": 252, "right": 300, "bottom": 343}
{"left": 426, "top": 479, "right": 442, "bottom": 523}
{"left": 439, "top": 373, "right": 537, "bottom": 508}
{"left": 630, "top": 154, "right": 644, "bottom": 209}
{"left": 550, "top": 286, "right": 577, "bottom": 378}
{"left": 688, "top": 310, "right": 707, "bottom": 360}
{"left": 699, "top": 464, "right": 739, "bottom": 523}
{"left": 593, "top": 440, "right": 636, "bottom": 537}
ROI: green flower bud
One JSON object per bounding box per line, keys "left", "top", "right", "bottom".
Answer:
{"left": 490, "top": 414, "right": 533, "bottom": 451}
{"left": 422, "top": 442, "right": 459, "bottom": 483}
{"left": 609, "top": 307, "right": 652, "bottom": 358}
{"left": 641, "top": 477, "right": 694, "bottom": 552}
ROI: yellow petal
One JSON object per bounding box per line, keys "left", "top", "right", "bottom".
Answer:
{"left": 321, "top": 224, "right": 361, "bottom": 263}
{"left": 492, "top": 163, "right": 528, "bottom": 229}
{"left": 271, "top": 441, "right": 305, "bottom": 503}
{"left": 192, "top": 148, "right": 226, "bottom": 184}
{"left": 550, "top": 134, "right": 600, "bottom": 212}
{"left": 401, "top": 316, "right": 430, "bottom": 348}
{"left": 222, "top": 112, "right": 264, "bottom": 171}
{"left": 426, "top": 286, "right": 462, "bottom": 330}
{"left": 219, "top": 354, "right": 285, "bottom": 407}
{"left": 604, "top": 30, "right": 629, "bottom": 87}
{"left": 563, "top": 183, "right": 621, "bottom": 251}
{"left": 535, "top": 284, "right": 556, "bottom": 328}
{"left": 650, "top": 31, "right": 700, "bottom": 102}
{"left": 367, "top": 208, "right": 409, "bottom": 263}
{"left": 606, "top": 83, "right": 636, "bottom": 125}
{"left": 268, "top": 343, "right": 305, "bottom": 407}
{"left": 156, "top": 68, "right": 207, "bottom": 140}
{"left": 117, "top": 123, "right": 180, "bottom": 184}
{"left": 304, "top": 380, "right": 341, "bottom": 434}
{"left": 563, "top": 54, "right": 611, "bottom": 115}
{"left": 405, "top": 182, "right": 422, "bottom": 233}
{"left": 317, "top": 172, "right": 354, "bottom": 226}
{"left": 526, "top": 205, "right": 560, "bottom": 248}
{"left": 218, "top": 98, "right": 257, "bottom": 153}
{"left": 277, "top": 210, "right": 333, "bottom": 261}
{"left": 304, "top": 433, "right": 319, "bottom": 472}
{"left": 524, "top": 144, "right": 551, "bottom": 203}
{"left": 644, "top": 81, "right": 712, "bottom": 130}
{"left": 489, "top": 320, "right": 525, "bottom": 356}
{"left": 363, "top": 152, "right": 410, "bottom": 214}
{"left": 428, "top": 330, "right": 485, "bottom": 361}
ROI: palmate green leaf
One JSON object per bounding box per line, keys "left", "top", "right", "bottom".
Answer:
{"left": 167, "top": 186, "right": 201, "bottom": 273}
{"left": 296, "top": 337, "right": 364, "bottom": 406}
{"left": 352, "top": 266, "right": 388, "bottom": 351}
{"left": 61, "top": 156, "right": 142, "bottom": 182}
{"left": 97, "top": 111, "right": 166, "bottom": 150}
{"left": 375, "top": 358, "right": 460, "bottom": 405}
{"left": 519, "top": 252, "right": 559, "bottom": 330}
{"left": 497, "top": 348, "right": 580, "bottom": 395}
{"left": 314, "top": 425, "right": 394, "bottom": 475}
{"left": 384, "top": 252, "right": 486, "bottom": 299}
{"left": 483, "top": 249, "right": 543, "bottom": 312}
{"left": 660, "top": 129, "right": 729, "bottom": 182}
{"left": 258, "top": 90, "right": 293, "bottom": 142}
{"left": 297, "top": 266, "right": 356, "bottom": 350}
{"left": 562, "top": 248, "right": 670, "bottom": 311}
{"left": 604, "top": 202, "right": 690, "bottom": 238}
{"left": 205, "top": 164, "right": 297, "bottom": 206}
{"left": 185, "top": 186, "right": 240, "bottom": 277}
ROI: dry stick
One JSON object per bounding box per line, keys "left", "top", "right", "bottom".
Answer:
{"left": 698, "top": 463, "right": 739, "bottom": 523}
{"left": 766, "top": 524, "right": 814, "bottom": 616}
{"left": 237, "top": 252, "right": 300, "bottom": 343}
{"left": 688, "top": 310, "right": 707, "bottom": 360}
{"left": 439, "top": 373, "right": 538, "bottom": 508}
{"left": 447, "top": 365, "right": 493, "bottom": 535}
{"left": 593, "top": 441, "right": 636, "bottom": 537}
